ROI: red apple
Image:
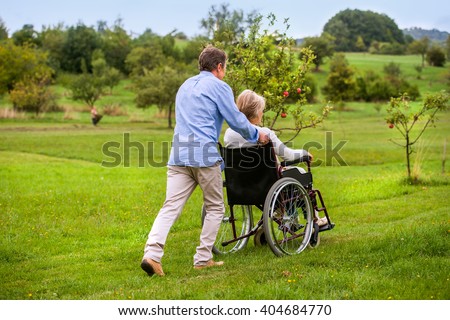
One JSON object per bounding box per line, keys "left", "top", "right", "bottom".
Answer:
{"left": 297, "top": 88, "right": 302, "bottom": 94}
{"left": 283, "top": 91, "right": 289, "bottom": 97}
{"left": 389, "top": 123, "right": 394, "bottom": 128}
{"left": 281, "top": 112, "right": 287, "bottom": 118}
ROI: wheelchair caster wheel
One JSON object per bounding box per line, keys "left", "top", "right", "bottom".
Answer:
{"left": 309, "top": 234, "right": 321, "bottom": 248}
{"left": 254, "top": 228, "right": 267, "bottom": 246}
{"left": 309, "top": 222, "right": 321, "bottom": 248}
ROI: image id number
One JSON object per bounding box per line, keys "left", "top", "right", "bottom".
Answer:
{"left": 259, "top": 304, "right": 332, "bottom": 316}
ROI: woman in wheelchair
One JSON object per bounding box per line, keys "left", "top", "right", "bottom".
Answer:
{"left": 224, "top": 89, "right": 328, "bottom": 227}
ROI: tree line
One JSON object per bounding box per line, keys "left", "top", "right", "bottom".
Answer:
{"left": 0, "top": 6, "right": 449, "bottom": 121}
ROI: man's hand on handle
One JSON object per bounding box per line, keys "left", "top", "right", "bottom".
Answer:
{"left": 257, "top": 131, "right": 269, "bottom": 145}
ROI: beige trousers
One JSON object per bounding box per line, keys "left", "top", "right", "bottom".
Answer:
{"left": 143, "top": 163, "right": 224, "bottom": 266}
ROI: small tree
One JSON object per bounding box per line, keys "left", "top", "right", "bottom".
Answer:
{"left": 0, "top": 40, "right": 55, "bottom": 114}
{"left": 69, "top": 73, "right": 104, "bottom": 107}
{"left": 322, "top": 53, "right": 356, "bottom": 104}
{"left": 9, "top": 73, "right": 56, "bottom": 114}
{"left": 300, "top": 32, "right": 335, "bottom": 71}
{"left": 133, "top": 59, "right": 194, "bottom": 128}
{"left": 225, "top": 14, "right": 330, "bottom": 142}
{"left": 386, "top": 91, "right": 449, "bottom": 180}
{"left": 355, "top": 36, "right": 366, "bottom": 52}
{"left": 426, "top": 45, "right": 446, "bottom": 67}
{"left": 67, "top": 60, "right": 104, "bottom": 107}
{"left": 408, "top": 37, "right": 430, "bottom": 68}
{"left": 0, "top": 41, "right": 52, "bottom": 95}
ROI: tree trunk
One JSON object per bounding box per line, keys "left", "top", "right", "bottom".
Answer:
{"left": 168, "top": 104, "right": 173, "bottom": 129}
{"left": 443, "top": 138, "right": 447, "bottom": 174}
{"left": 406, "top": 135, "right": 411, "bottom": 178}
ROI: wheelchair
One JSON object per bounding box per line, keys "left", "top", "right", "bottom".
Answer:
{"left": 201, "top": 142, "right": 334, "bottom": 257}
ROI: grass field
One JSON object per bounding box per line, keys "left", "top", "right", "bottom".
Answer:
{"left": 0, "top": 53, "right": 449, "bottom": 300}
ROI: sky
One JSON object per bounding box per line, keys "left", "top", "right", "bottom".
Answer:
{"left": 2, "top": 0, "right": 450, "bottom": 39}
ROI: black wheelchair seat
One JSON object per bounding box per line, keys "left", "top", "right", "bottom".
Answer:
{"left": 220, "top": 142, "right": 279, "bottom": 206}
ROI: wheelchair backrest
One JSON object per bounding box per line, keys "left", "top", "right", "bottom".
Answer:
{"left": 220, "top": 142, "right": 280, "bottom": 206}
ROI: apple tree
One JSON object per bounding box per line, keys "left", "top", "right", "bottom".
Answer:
{"left": 386, "top": 91, "right": 449, "bottom": 180}
{"left": 224, "top": 13, "right": 331, "bottom": 142}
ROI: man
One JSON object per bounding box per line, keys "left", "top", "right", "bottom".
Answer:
{"left": 141, "top": 45, "right": 269, "bottom": 276}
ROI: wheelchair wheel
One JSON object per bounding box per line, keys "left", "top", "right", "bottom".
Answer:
{"left": 253, "top": 228, "right": 267, "bottom": 246}
{"left": 201, "top": 203, "right": 253, "bottom": 255}
{"left": 263, "top": 177, "right": 313, "bottom": 256}
{"left": 309, "top": 222, "right": 321, "bottom": 248}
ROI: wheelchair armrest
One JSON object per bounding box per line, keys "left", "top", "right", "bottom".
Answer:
{"left": 280, "top": 155, "right": 311, "bottom": 167}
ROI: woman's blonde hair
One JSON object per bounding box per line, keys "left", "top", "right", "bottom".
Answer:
{"left": 236, "top": 90, "right": 265, "bottom": 121}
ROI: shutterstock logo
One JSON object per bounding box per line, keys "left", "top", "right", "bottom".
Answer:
{"left": 101, "top": 133, "right": 170, "bottom": 168}
{"left": 101, "top": 132, "right": 348, "bottom": 168}
{"left": 302, "top": 131, "right": 348, "bottom": 167}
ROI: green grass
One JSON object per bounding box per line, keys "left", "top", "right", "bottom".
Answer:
{"left": 0, "top": 53, "right": 449, "bottom": 300}
{"left": 311, "top": 53, "right": 449, "bottom": 101}
{"left": 344, "top": 53, "right": 449, "bottom": 93}
{"left": 1, "top": 109, "right": 449, "bottom": 300}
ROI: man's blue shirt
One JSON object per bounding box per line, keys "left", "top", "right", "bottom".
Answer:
{"left": 168, "top": 71, "right": 258, "bottom": 167}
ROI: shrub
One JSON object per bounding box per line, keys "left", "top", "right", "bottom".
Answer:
{"left": 322, "top": 53, "right": 356, "bottom": 102}
{"left": 355, "top": 64, "right": 420, "bottom": 102}
{"left": 9, "top": 75, "right": 58, "bottom": 114}
{"left": 426, "top": 46, "right": 446, "bottom": 67}
{"left": 102, "top": 103, "right": 128, "bottom": 116}
{"left": 379, "top": 42, "right": 406, "bottom": 55}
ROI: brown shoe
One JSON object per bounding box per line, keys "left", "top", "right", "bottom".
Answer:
{"left": 194, "top": 260, "right": 224, "bottom": 270}
{"left": 141, "top": 258, "right": 165, "bottom": 276}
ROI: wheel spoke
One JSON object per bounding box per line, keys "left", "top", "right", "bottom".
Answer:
{"left": 264, "top": 178, "right": 313, "bottom": 256}
{"left": 203, "top": 203, "right": 253, "bottom": 255}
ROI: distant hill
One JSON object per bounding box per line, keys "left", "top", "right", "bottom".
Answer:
{"left": 323, "top": 9, "right": 406, "bottom": 52}
{"left": 403, "top": 27, "right": 449, "bottom": 42}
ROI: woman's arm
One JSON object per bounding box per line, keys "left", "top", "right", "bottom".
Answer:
{"left": 267, "top": 129, "right": 310, "bottom": 161}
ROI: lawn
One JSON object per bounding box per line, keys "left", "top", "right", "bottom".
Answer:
{"left": 0, "top": 53, "right": 449, "bottom": 300}
{"left": 1, "top": 105, "right": 449, "bottom": 300}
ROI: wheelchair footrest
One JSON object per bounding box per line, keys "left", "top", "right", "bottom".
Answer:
{"left": 319, "top": 222, "right": 335, "bottom": 232}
